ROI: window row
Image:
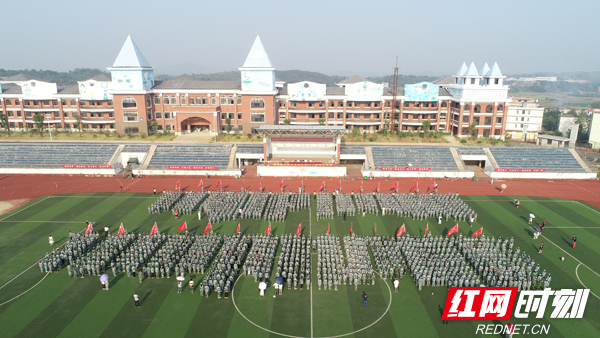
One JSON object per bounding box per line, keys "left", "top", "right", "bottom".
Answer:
{"left": 460, "top": 116, "right": 503, "bottom": 124}
{"left": 1, "top": 99, "right": 112, "bottom": 107}
{"left": 5, "top": 111, "right": 113, "bottom": 119}
{"left": 462, "top": 104, "right": 504, "bottom": 113}
{"left": 152, "top": 95, "right": 247, "bottom": 106}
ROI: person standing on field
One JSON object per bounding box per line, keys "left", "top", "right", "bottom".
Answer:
{"left": 133, "top": 293, "right": 140, "bottom": 308}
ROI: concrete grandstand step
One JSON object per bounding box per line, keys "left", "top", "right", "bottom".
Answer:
{"left": 483, "top": 148, "right": 499, "bottom": 169}
{"left": 365, "top": 147, "right": 374, "bottom": 170}
{"left": 108, "top": 145, "right": 125, "bottom": 166}
{"left": 141, "top": 145, "right": 157, "bottom": 169}
{"left": 449, "top": 147, "right": 465, "bottom": 171}
{"left": 569, "top": 148, "right": 593, "bottom": 173}
{"left": 228, "top": 144, "right": 237, "bottom": 169}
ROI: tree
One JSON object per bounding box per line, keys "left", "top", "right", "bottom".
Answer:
{"left": 225, "top": 117, "right": 232, "bottom": 133}
{"left": 283, "top": 119, "right": 291, "bottom": 125}
{"left": 318, "top": 118, "right": 325, "bottom": 125}
{"left": 0, "top": 112, "right": 10, "bottom": 136}
{"left": 73, "top": 113, "right": 82, "bottom": 137}
{"left": 384, "top": 119, "right": 391, "bottom": 133}
{"left": 469, "top": 120, "right": 478, "bottom": 137}
{"left": 422, "top": 120, "right": 431, "bottom": 132}
{"left": 32, "top": 114, "right": 45, "bottom": 137}
{"left": 542, "top": 109, "right": 560, "bottom": 131}
{"left": 150, "top": 121, "right": 159, "bottom": 134}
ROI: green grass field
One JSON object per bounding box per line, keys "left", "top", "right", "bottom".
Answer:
{"left": 0, "top": 193, "right": 599, "bottom": 338}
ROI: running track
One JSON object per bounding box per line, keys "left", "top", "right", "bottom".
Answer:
{"left": 1, "top": 175, "right": 599, "bottom": 213}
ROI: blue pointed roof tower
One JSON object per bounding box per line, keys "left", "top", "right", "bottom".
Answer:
{"left": 112, "top": 35, "right": 152, "bottom": 69}
{"left": 242, "top": 36, "right": 274, "bottom": 69}
{"left": 239, "top": 36, "right": 275, "bottom": 92}
{"left": 109, "top": 35, "right": 154, "bottom": 91}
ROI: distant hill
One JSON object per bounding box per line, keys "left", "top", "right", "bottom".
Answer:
{"left": 0, "top": 68, "right": 110, "bottom": 85}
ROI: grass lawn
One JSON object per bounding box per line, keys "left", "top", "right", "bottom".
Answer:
{"left": 0, "top": 193, "right": 599, "bottom": 337}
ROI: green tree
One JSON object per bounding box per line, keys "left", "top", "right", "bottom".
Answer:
{"left": 150, "top": 121, "right": 159, "bottom": 134}
{"left": 469, "top": 120, "right": 478, "bottom": 137}
{"left": 384, "top": 119, "right": 391, "bottom": 133}
{"left": 225, "top": 117, "right": 232, "bottom": 133}
{"left": 542, "top": 109, "right": 560, "bottom": 131}
{"left": 283, "top": 119, "right": 291, "bottom": 125}
{"left": 422, "top": 120, "right": 431, "bottom": 132}
{"left": 318, "top": 118, "right": 325, "bottom": 125}
{"left": 73, "top": 113, "right": 82, "bottom": 137}
{"left": 0, "top": 112, "right": 10, "bottom": 136}
{"left": 32, "top": 114, "right": 45, "bottom": 137}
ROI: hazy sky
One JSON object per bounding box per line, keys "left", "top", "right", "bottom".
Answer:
{"left": 2, "top": 0, "right": 599, "bottom": 77}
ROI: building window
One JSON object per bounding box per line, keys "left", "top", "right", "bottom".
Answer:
{"left": 354, "top": 114, "right": 360, "bottom": 119}
{"left": 80, "top": 101, "right": 86, "bottom": 107}
{"left": 346, "top": 113, "right": 351, "bottom": 119}
{"left": 210, "top": 97, "right": 217, "bottom": 105}
{"left": 424, "top": 103, "right": 430, "bottom": 108}
{"left": 220, "top": 95, "right": 227, "bottom": 105}
{"left": 441, "top": 102, "right": 447, "bottom": 108}
{"left": 484, "top": 117, "right": 492, "bottom": 125}
{"left": 486, "top": 105, "right": 493, "bottom": 113}
{"left": 189, "top": 97, "right": 195, "bottom": 105}
{"left": 347, "top": 102, "right": 353, "bottom": 108}
{"left": 308, "top": 102, "right": 315, "bottom": 108}
{"left": 163, "top": 96, "right": 169, "bottom": 104}
{"left": 464, "top": 104, "right": 470, "bottom": 112}
{"left": 374, "top": 114, "right": 380, "bottom": 119}
{"left": 496, "top": 117, "right": 502, "bottom": 124}
{"left": 251, "top": 97, "right": 265, "bottom": 109}
{"left": 202, "top": 97, "right": 208, "bottom": 105}
{"left": 521, "top": 117, "right": 525, "bottom": 122}
{"left": 123, "top": 112, "right": 138, "bottom": 122}
{"left": 251, "top": 113, "right": 265, "bottom": 122}
{"left": 289, "top": 102, "right": 296, "bottom": 108}
{"left": 462, "top": 116, "right": 469, "bottom": 123}
{"left": 403, "top": 102, "right": 409, "bottom": 108}
{"left": 68, "top": 100, "right": 75, "bottom": 106}
{"left": 228, "top": 95, "right": 234, "bottom": 104}
{"left": 5, "top": 100, "right": 11, "bottom": 106}
{"left": 338, "top": 101, "right": 343, "bottom": 108}
{"left": 327, "top": 112, "right": 333, "bottom": 119}
{"left": 337, "top": 113, "right": 343, "bottom": 119}
{"left": 155, "top": 112, "right": 162, "bottom": 119}
{"left": 108, "top": 100, "right": 113, "bottom": 107}
{"left": 146, "top": 95, "right": 152, "bottom": 107}
{"left": 165, "top": 112, "right": 172, "bottom": 119}
{"left": 291, "top": 113, "right": 296, "bottom": 119}
{"left": 319, "top": 101, "right": 324, "bottom": 108}
{"left": 180, "top": 96, "right": 187, "bottom": 105}
{"left": 170, "top": 95, "right": 177, "bottom": 105}
{"left": 238, "top": 113, "right": 242, "bottom": 120}
{"left": 309, "top": 113, "right": 315, "bottom": 119}
{"left": 147, "top": 112, "right": 153, "bottom": 120}
{"left": 498, "top": 105, "right": 503, "bottom": 112}
{"left": 109, "top": 112, "right": 114, "bottom": 118}
{"left": 154, "top": 96, "right": 160, "bottom": 105}
{"left": 414, "top": 102, "right": 420, "bottom": 108}
{"left": 329, "top": 101, "right": 334, "bottom": 108}
{"left": 237, "top": 96, "right": 242, "bottom": 105}
{"left": 374, "top": 102, "right": 380, "bottom": 108}
{"left": 279, "top": 101, "right": 286, "bottom": 108}
{"left": 122, "top": 97, "right": 137, "bottom": 108}
{"left": 474, "top": 105, "right": 481, "bottom": 113}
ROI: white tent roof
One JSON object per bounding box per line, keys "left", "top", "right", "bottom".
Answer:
{"left": 480, "top": 63, "right": 491, "bottom": 77}
{"left": 456, "top": 62, "right": 467, "bottom": 76}
{"left": 465, "top": 62, "right": 479, "bottom": 76}
{"left": 112, "top": 35, "right": 152, "bottom": 68}
{"left": 242, "top": 36, "right": 273, "bottom": 68}
{"left": 489, "top": 62, "right": 503, "bottom": 77}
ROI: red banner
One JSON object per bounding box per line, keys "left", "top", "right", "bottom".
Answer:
{"left": 495, "top": 168, "right": 546, "bottom": 172}
{"left": 271, "top": 137, "right": 333, "bottom": 142}
{"left": 167, "top": 166, "right": 218, "bottom": 170}
{"left": 269, "top": 163, "right": 336, "bottom": 167}
{"left": 62, "top": 165, "right": 111, "bottom": 169}
{"left": 380, "top": 167, "right": 431, "bottom": 171}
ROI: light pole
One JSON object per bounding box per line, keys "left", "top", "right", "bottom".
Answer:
{"left": 46, "top": 113, "right": 53, "bottom": 141}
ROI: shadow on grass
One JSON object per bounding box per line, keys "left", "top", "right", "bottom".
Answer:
{"left": 110, "top": 273, "right": 125, "bottom": 287}
{"left": 141, "top": 289, "right": 152, "bottom": 305}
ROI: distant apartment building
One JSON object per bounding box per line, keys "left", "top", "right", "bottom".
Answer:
{"left": 505, "top": 97, "right": 544, "bottom": 141}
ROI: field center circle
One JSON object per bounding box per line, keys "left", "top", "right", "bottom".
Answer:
{"left": 231, "top": 271, "right": 393, "bottom": 338}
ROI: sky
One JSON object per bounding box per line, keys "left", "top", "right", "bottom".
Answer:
{"left": 2, "top": 0, "right": 599, "bottom": 77}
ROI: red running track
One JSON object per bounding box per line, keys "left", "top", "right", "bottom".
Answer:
{"left": 1, "top": 175, "right": 599, "bottom": 213}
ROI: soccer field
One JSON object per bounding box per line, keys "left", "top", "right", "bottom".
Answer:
{"left": 0, "top": 193, "right": 599, "bottom": 338}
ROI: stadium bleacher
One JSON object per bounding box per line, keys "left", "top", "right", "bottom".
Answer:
{"left": 0, "top": 143, "right": 118, "bottom": 168}
{"left": 371, "top": 147, "right": 458, "bottom": 170}
{"left": 236, "top": 145, "right": 263, "bottom": 154}
{"left": 340, "top": 146, "right": 366, "bottom": 155}
{"left": 456, "top": 147, "right": 486, "bottom": 156}
{"left": 489, "top": 147, "right": 586, "bottom": 172}
{"left": 148, "top": 145, "right": 231, "bottom": 169}
{"left": 122, "top": 144, "right": 151, "bottom": 153}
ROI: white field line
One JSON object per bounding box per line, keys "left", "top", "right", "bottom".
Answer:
{"left": 0, "top": 273, "right": 50, "bottom": 307}
{"left": 575, "top": 263, "right": 600, "bottom": 300}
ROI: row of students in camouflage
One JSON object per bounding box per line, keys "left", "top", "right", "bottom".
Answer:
{"left": 276, "top": 234, "right": 311, "bottom": 290}
{"left": 316, "top": 193, "right": 334, "bottom": 220}
{"left": 148, "top": 190, "right": 182, "bottom": 214}
{"left": 67, "top": 232, "right": 134, "bottom": 278}
{"left": 244, "top": 234, "right": 278, "bottom": 282}
{"left": 344, "top": 235, "right": 375, "bottom": 290}
{"left": 171, "top": 192, "right": 207, "bottom": 216}
{"left": 354, "top": 193, "right": 379, "bottom": 216}
{"left": 199, "top": 234, "right": 250, "bottom": 299}
{"left": 200, "top": 192, "right": 248, "bottom": 224}
{"left": 369, "top": 235, "right": 407, "bottom": 280}
{"left": 316, "top": 235, "right": 344, "bottom": 290}
{"left": 335, "top": 194, "right": 356, "bottom": 216}
{"left": 40, "top": 232, "right": 101, "bottom": 274}
{"left": 375, "top": 193, "right": 477, "bottom": 222}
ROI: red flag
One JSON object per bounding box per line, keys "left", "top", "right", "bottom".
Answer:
{"left": 361, "top": 180, "right": 363, "bottom": 188}
{"left": 424, "top": 223, "right": 429, "bottom": 237}
{"left": 203, "top": 221, "right": 212, "bottom": 234}
{"left": 301, "top": 180, "right": 303, "bottom": 188}
{"left": 376, "top": 182, "right": 380, "bottom": 192}
{"left": 296, "top": 223, "right": 301, "bottom": 237}
{"left": 374, "top": 223, "right": 377, "bottom": 235}
{"left": 350, "top": 222, "right": 353, "bottom": 234}
{"left": 216, "top": 180, "right": 222, "bottom": 189}
{"left": 259, "top": 182, "right": 262, "bottom": 191}
{"left": 198, "top": 180, "right": 203, "bottom": 188}
{"left": 410, "top": 182, "right": 418, "bottom": 192}
{"left": 117, "top": 223, "right": 125, "bottom": 237}
{"left": 178, "top": 221, "right": 187, "bottom": 232}
{"left": 447, "top": 224, "right": 459, "bottom": 236}
{"left": 397, "top": 224, "right": 405, "bottom": 238}
{"left": 265, "top": 222, "right": 271, "bottom": 235}
{"left": 84, "top": 222, "right": 93, "bottom": 235}
{"left": 280, "top": 179, "right": 283, "bottom": 188}
{"left": 337, "top": 180, "right": 341, "bottom": 191}
{"left": 429, "top": 181, "right": 436, "bottom": 192}
{"left": 150, "top": 222, "right": 159, "bottom": 236}
{"left": 391, "top": 181, "right": 398, "bottom": 190}
{"left": 175, "top": 180, "right": 180, "bottom": 190}
{"left": 320, "top": 181, "right": 325, "bottom": 191}
{"left": 472, "top": 227, "right": 483, "bottom": 237}
{"left": 327, "top": 223, "right": 330, "bottom": 234}
{"left": 236, "top": 223, "right": 240, "bottom": 236}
